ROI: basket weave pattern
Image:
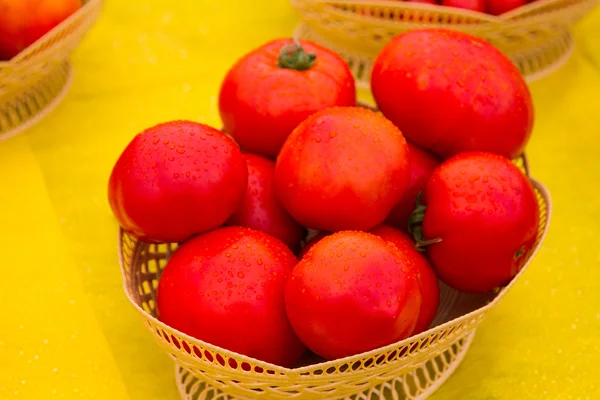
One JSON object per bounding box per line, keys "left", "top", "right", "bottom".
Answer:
{"left": 0, "top": 0, "right": 103, "bottom": 139}
{"left": 290, "top": 0, "right": 598, "bottom": 86}
{"left": 119, "top": 162, "right": 551, "bottom": 399}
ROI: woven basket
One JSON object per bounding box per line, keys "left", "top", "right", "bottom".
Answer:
{"left": 0, "top": 0, "right": 103, "bottom": 141}
{"left": 290, "top": 0, "right": 598, "bottom": 87}
{"left": 118, "top": 156, "right": 551, "bottom": 400}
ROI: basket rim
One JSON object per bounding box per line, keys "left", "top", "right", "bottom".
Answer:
{"left": 0, "top": 0, "right": 103, "bottom": 68}
{"left": 295, "top": 0, "right": 599, "bottom": 23}
{"left": 118, "top": 178, "right": 552, "bottom": 375}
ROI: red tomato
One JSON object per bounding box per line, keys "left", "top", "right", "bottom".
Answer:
{"left": 285, "top": 231, "right": 422, "bottom": 359}
{"left": 369, "top": 225, "right": 439, "bottom": 334}
{"left": 108, "top": 121, "right": 247, "bottom": 243}
{"left": 275, "top": 106, "right": 410, "bottom": 232}
{"left": 0, "top": 0, "right": 82, "bottom": 60}
{"left": 371, "top": 29, "right": 534, "bottom": 159}
{"left": 226, "top": 153, "right": 305, "bottom": 253}
{"left": 219, "top": 38, "right": 356, "bottom": 158}
{"left": 156, "top": 227, "right": 305, "bottom": 367}
{"left": 486, "top": 0, "right": 527, "bottom": 15}
{"left": 415, "top": 152, "right": 540, "bottom": 293}
{"left": 441, "top": 0, "right": 485, "bottom": 11}
{"left": 386, "top": 142, "right": 441, "bottom": 232}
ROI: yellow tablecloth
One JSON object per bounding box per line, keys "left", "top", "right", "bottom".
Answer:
{"left": 1, "top": 1, "right": 599, "bottom": 399}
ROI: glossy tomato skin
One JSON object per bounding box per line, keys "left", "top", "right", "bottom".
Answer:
{"left": 422, "top": 152, "right": 540, "bottom": 293}
{"left": 441, "top": 0, "right": 485, "bottom": 12}
{"left": 370, "top": 225, "right": 439, "bottom": 334}
{"left": 108, "top": 121, "right": 247, "bottom": 243}
{"left": 486, "top": 0, "right": 527, "bottom": 15}
{"left": 219, "top": 38, "right": 356, "bottom": 158}
{"left": 275, "top": 106, "right": 410, "bottom": 232}
{"left": 285, "top": 231, "right": 422, "bottom": 360}
{"left": 371, "top": 29, "right": 534, "bottom": 159}
{"left": 227, "top": 153, "right": 305, "bottom": 253}
{"left": 386, "top": 142, "right": 441, "bottom": 232}
{"left": 156, "top": 227, "right": 305, "bottom": 367}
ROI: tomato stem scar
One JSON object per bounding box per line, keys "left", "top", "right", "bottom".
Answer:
{"left": 278, "top": 39, "right": 316, "bottom": 71}
{"left": 409, "top": 191, "right": 442, "bottom": 252}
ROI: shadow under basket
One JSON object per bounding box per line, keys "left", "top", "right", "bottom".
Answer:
{"left": 290, "top": 0, "right": 599, "bottom": 87}
{"left": 118, "top": 164, "right": 551, "bottom": 400}
{"left": 0, "top": 0, "right": 103, "bottom": 141}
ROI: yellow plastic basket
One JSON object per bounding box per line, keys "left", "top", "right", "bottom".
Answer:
{"left": 290, "top": 0, "right": 599, "bottom": 87}
{"left": 0, "top": 0, "right": 103, "bottom": 141}
{"left": 118, "top": 157, "right": 551, "bottom": 400}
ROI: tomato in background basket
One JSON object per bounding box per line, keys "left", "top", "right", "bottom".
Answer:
{"left": 370, "top": 29, "right": 534, "bottom": 160}
{"left": 412, "top": 152, "right": 540, "bottom": 293}
{"left": 386, "top": 142, "right": 441, "bottom": 232}
{"left": 226, "top": 153, "right": 305, "bottom": 253}
{"left": 370, "top": 225, "right": 439, "bottom": 334}
{"left": 0, "top": 0, "right": 82, "bottom": 61}
{"left": 156, "top": 226, "right": 306, "bottom": 368}
{"left": 486, "top": 0, "right": 528, "bottom": 15}
{"left": 219, "top": 38, "right": 356, "bottom": 159}
{"left": 441, "top": 0, "right": 485, "bottom": 12}
{"left": 275, "top": 106, "right": 410, "bottom": 232}
{"left": 108, "top": 120, "right": 248, "bottom": 243}
{"left": 285, "top": 231, "right": 422, "bottom": 360}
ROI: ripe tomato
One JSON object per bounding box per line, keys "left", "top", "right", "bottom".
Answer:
{"left": 108, "top": 120, "right": 247, "bottom": 243}
{"left": 226, "top": 153, "right": 305, "bottom": 253}
{"left": 156, "top": 227, "right": 305, "bottom": 367}
{"left": 486, "top": 0, "right": 527, "bottom": 15}
{"left": 370, "top": 225, "right": 439, "bottom": 334}
{"left": 0, "top": 0, "right": 82, "bottom": 60}
{"left": 441, "top": 0, "right": 485, "bottom": 11}
{"left": 219, "top": 38, "right": 356, "bottom": 158}
{"left": 386, "top": 142, "right": 441, "bottom": 232}
{"left": 285, "top": 231, "right": 422, "bottom": 359}
{"left": 275, "top": 106, "right": 410, "bottom": 232}
{"left": 371, "top": 29, "right": 534, "bottom": 159}
{"left": 415, "top": 152, "right": 540, "bottom": 293}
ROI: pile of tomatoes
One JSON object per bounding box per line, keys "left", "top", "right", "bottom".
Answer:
{"left": 364, "top": 0, "right": 537, "bottom": 16}
{"left": 108, "top": 28, "right": 540, "bottom": 368}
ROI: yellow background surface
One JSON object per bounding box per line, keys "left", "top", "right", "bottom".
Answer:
{"left": 1, "top": 1, "right": 599, "bottom": 399}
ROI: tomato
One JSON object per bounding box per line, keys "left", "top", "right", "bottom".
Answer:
{"left": 0, "top": 0, "right": 82, "bottom": 60}
{"left": 285, "top": 231, "right": 422, "bottom": 359}
{"left": 413, "top": 152, "right": 540, "bottom": 293}
{"left": 370, "top": 29, "right": 534, "bottom": 160}
{"left": 386, "top": 142, "right": 441, "bottom": 232}
{"left": 156, "top": 227, "right": 305, "bottom": 367}
{"left": 369, "top": 225, "right": 439, "bottom": 334}
{"left": 226, "top": 153, "right": 305, "bottom": 253}
{"left": 441, "top": 0, "right": 485, "bottom": 11}
{"left": 108, "top": 120, "right": 247, "bottom": 243}
{"left": 275, "top": 106, "right": 410, "bottom": 232}
{"left": 486, "top": 0, "right": 527, "bottom": 15}
{"left": 219, "top": 38, "right": 356, "bottom": 158}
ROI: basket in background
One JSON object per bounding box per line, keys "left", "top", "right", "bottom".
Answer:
{"left": 290, "top": 0, "right": 599, "bottom": 87}
{"left": 0, "top": 0, "right": 104, "bottom": 141}
{"left": 118, "top": 158, "right": 551, "bottom": 400}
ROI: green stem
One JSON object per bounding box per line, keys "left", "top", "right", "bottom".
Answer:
{"left": 277, "top": 39, "right": 316, "bottom": 71}
{"left": 408, "top": 191, "right": 442, "bottom": 252}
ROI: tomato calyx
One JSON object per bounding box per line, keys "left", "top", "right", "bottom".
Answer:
{"left": 277, "top": 38, "right": 316, "bottom": 71}
{"left": 409, "top": 192, "right": 442, "bottom": 252}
